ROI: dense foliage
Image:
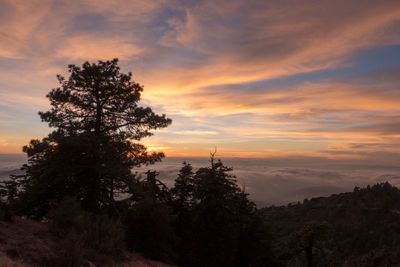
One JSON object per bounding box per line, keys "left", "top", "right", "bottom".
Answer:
{"left": 0, "top": 59, "right": 274, "bottom": 266}
{"left": 263, "top": 182, "right": 400, "bottom": 266}
{"left": 1, "top": 59, "right": 399, "bottom": 266}
{"left": 170, "top": 157, "right": 276, "bottom": 267}
{"left": 2, "top": 59, "right": 171, "bottom": 217}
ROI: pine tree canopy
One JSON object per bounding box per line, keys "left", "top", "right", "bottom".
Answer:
{"left": 6, "top": 59, "right": 172, "bottom": 216}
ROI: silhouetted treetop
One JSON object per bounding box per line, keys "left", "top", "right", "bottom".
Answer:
{"left": 39, "top": 58, "right": 171, "bottom": 139}
{"left": 3, "top": 59, "right": 172, "bottom": 216}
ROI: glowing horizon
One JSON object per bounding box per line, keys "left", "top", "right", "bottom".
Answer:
{"left": 1, "top": 0, "right": 400, "bottom": 162}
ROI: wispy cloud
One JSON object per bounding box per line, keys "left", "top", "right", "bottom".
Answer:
{"left": 0, "top": 0, "right": 400, "bottom": 161}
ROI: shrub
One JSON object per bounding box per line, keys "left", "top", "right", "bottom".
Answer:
{"left": 0, "top": 200, "right": 12, "bottom": 221}
{"left": 49, "top": 197, "right": 125, "bottom": 266}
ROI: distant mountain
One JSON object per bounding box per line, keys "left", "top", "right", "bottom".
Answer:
{"left": 0, "top": 169, "right": 23, "bottom": 180}
{"left": 0, "top": 154, "right": 25, "bottom": 180}
{"left": 262, "top": 182, "right": 400, "bottom": 266}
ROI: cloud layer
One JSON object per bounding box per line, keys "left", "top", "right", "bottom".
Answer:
{"left": 145, "top": 157, "right": 400, "bottom": 205}
{"left": 0, "top": 0, "right": 400, "bottom": 164}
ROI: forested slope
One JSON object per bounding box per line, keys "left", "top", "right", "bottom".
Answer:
{"left": 263, "top": 182, "right": 400, "bottom": 266}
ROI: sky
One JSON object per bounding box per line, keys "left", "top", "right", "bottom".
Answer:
{"left": 1, "top": 0, "right": 400, "bottom": 162}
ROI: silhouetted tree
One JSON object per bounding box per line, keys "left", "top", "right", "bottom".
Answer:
{"left": 3, "top": 59, "right": 171, "bottom": 217}
{"left": 171, "top": 162, "right": 195, "bottom": 211}
{"left": 124, "top": 171, "right": 177, "bottom": 263}
{"left": 170, "top": 162, "right": 196, "bottom": 265}
{"left": 290, "top": 221, "right": 329, "bottom": 267}
{"left": 171, "top": 155, "right": 275, "bottom": 267}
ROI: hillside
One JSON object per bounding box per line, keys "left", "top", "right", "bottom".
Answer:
{"left": 0, "top": 218, "right": 171, "bottom": 267}
{"left": 263, "top": 182, "right": 400, "bottom": 266}
{"left": 2, "top": 183, "right": 400, "bottom": 266}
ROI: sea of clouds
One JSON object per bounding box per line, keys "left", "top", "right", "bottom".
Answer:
{"left": 2, "top": 155, "right": 400, "bottom": 207}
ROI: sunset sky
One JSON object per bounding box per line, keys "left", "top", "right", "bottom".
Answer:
{"left": 1, "top": 0, "right": 400, "bottom": 160}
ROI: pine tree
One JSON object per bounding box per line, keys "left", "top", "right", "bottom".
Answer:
{"left": 170, "top": 162, "right": 196, "bottom": 265}
{"left": 4, "top": 59, "right": 171, "bottom": 217}
{"left": 171, "top": 162, "right": 195, "bottom": 211}
{"left": 171, "top": 154, "right": 275, "bottom": 267}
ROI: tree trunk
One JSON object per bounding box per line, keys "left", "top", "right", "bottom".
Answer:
{"left": 305, "top": 246, "right": 313, "bottom": 267}
{"left": 95, "top": 88, "right": 102, "bottom": 135}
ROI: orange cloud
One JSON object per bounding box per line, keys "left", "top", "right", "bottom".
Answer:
{"left": 1, "top": 0, "right": 400, "bottom": 159}
{"left": 57, "top": 36, "right": 144, "bottom": 61}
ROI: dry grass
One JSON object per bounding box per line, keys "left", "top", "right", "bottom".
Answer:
{"left": 0, "top": 217, "right": 56, "bottom": 266}
{"left": 116, "top": 253, "right": 172, "bottom": 267}
{"left": 0, "top": 253, "right": 30, "bottom": 267}
{"left": 117, "top": 261, "right": 170, "bottom": 267}
{"left": 0, "top": 217, "right": 173, "bottom": 267}
{"left": 0, "top": 217, "right": 57, "bottom": 265}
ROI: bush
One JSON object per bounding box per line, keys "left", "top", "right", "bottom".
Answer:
{"left": 49, "top": 197, "right": 85, "bottom": 237}
{"left": 0, "top": 200, "right": 12, "bottom": 221}
{"left": 83, "top": 214, "right": 125, "bottom": 258}
{"left": 51, "top": 234, "right": 85, "bottom": 267}
{"left": 49, "top": 197, "right": 125, "bottom": 266}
